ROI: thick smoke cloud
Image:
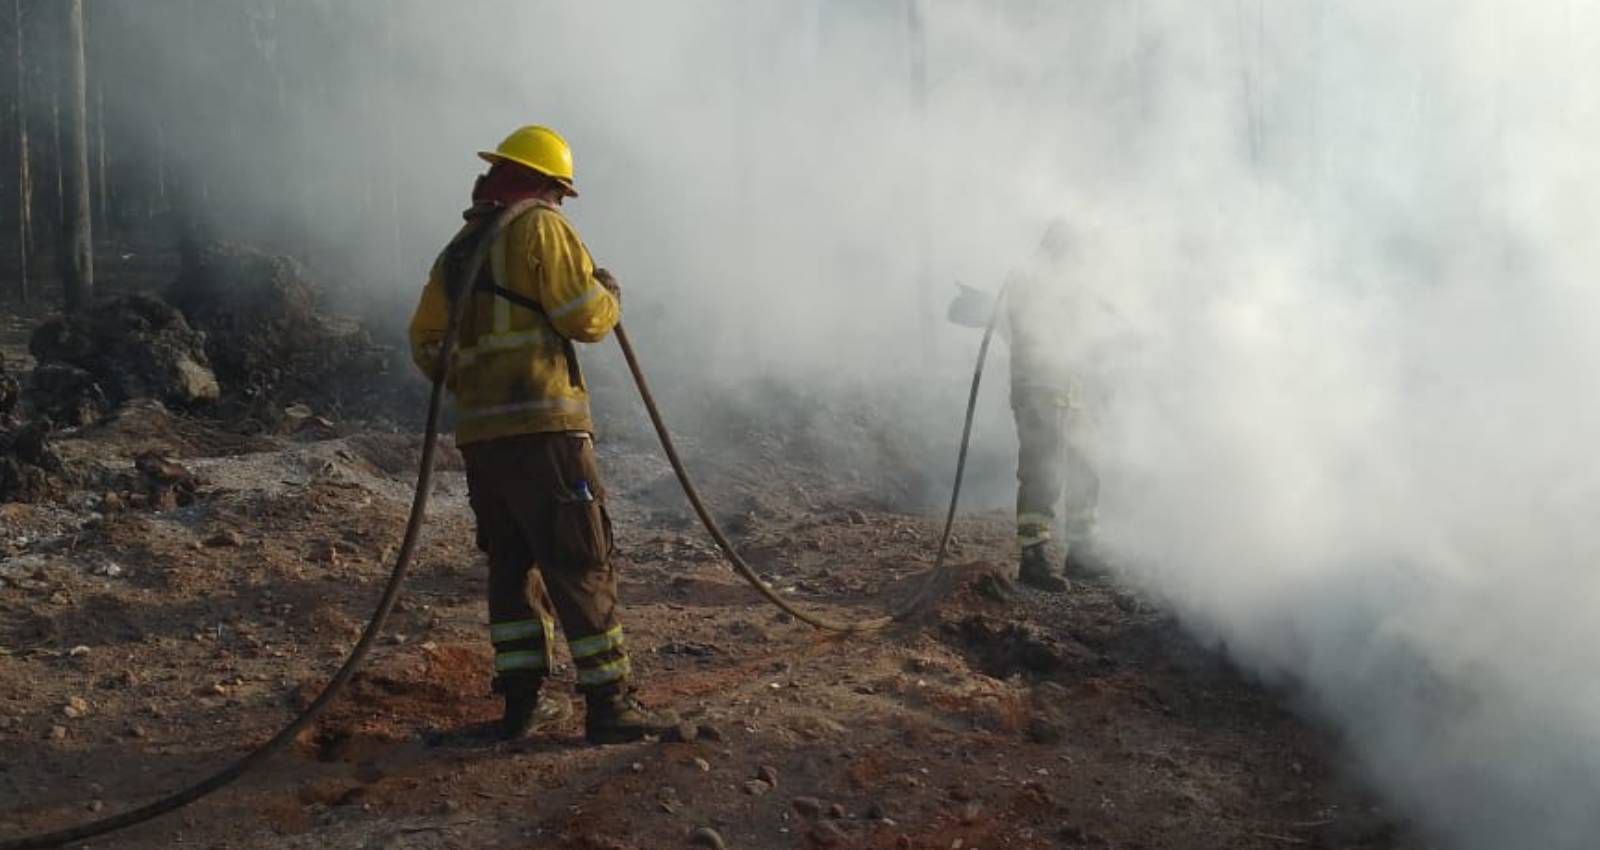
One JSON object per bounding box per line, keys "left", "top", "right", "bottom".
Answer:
{"left": 1080, "top": 5, "right": 1600, "bottom": 849}
{"left": 109, "top": 3, "right": 1599, "bottom": 848}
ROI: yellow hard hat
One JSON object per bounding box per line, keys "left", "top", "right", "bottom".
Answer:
{"left": 478, "top": 125, "right": 577, "bottom": 195}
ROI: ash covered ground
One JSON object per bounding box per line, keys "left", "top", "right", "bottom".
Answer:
{"left": 0, "top": 259, "right": 1419, "bottom": 850}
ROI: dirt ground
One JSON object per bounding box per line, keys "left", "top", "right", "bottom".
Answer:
{"left": 0, "top": 312, "right": 1425, "bottom": 850}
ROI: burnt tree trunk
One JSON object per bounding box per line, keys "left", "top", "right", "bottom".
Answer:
{"left": 49, "top": 50, "right": 60, "bottom": 231}
{"left": 906, "top": 0, "right": 933, "bottom": 364}
{"left": 94, "top": 79, "right": 106, "bottom": 232}
{"left": 60, "top": 0, "right": 91, "bottom": 311}
{"left": 10, "top": 0, "right": 31, "bottom": 302}
{"left": 382, "top": 9, "right": 403, "bottom": 286}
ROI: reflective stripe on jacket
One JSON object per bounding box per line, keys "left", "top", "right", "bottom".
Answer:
{"left": 408, "top": 204, "right": 619, "bottom": 444}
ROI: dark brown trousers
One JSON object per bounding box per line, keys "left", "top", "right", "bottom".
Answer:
{"left": 462, "top": 432, "right": 630, "bottom": 691}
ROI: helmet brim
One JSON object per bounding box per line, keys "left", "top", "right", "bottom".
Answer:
{"left": 476, "top": 152, "right": 579, "bottom": 197}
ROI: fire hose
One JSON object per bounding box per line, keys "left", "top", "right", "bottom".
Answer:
{"left": 0, "top": 204, "right": 1006, "bottom": 848}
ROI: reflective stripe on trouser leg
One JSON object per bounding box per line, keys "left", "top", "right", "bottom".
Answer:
{"left": 491, "top": 616, "right": 555, "bottom": 674}
{"left": 569, "top": 624, "right": 630, "bottom": 688}
{"left": 1017, "top": 511, "right": 1054, "bottom": 549}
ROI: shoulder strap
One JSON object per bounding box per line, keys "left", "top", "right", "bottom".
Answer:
{"left": 477, "top": 279, "right": 545, "bottom": 315}
{"left": 440, "top": 199, "right": 585, "bottom": 390}
{"left": 438, "top": 199, "right": 543, "bottom": 299}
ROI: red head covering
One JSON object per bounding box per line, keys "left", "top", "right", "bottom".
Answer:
{"left": 471, "top": 161, "right": 568, "bottom": 207}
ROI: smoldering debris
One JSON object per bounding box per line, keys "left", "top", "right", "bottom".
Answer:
{"left": 168, "top": 243, "right": 405, "bottom": 426}
{"left": 132, "top": 452, "right": 201, "bottom": 511}
{"left": 0, "top": 352, "right": 70, "bottom": 504}
{"left": 29, "top": 294, "right": 220, "bottom": 426}
{"left": 1, "top": 245, "right": 422, "bottom": 505}
{"left": 0, "top": 353, "right": 19, "bottom": 422}
{"left": 26, "top": 363, "right": 111, "bottom": 429}
{"left": 16, "top": 244, "right": 414, "bottom": 437}
{"left": 0, "top": 419, "right": 66, "bottom": 504}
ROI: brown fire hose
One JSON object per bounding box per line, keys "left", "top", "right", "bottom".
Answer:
{"left": 0, "top": 233, "right": 1005, "bottom": 847}
{"left": 613, "top": 286, "right": 1005, "bottom": 629}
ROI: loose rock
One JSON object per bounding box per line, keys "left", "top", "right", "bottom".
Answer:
{"left": 205, "top": 530, "right": 245, "bottom": 548}
{"left": 792, "top": 796, "right": 824, "bottom": 818}
{"left": 742, "top": 779, "right": 772, "bottom": 797}
{"left": 687, "top": 826, "right": 727, "bottom": 849}
{"left": 658, "top": 786, "right": 682, "bottom": 814}
{"left": 135, "top": 453, "right": 200, "bottom": 510}
{"left": 696, "top": 722, "right": 725, "bottom": 742}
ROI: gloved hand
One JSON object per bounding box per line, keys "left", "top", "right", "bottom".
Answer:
{"left": 947, "top": 282, "right": 995, "bottom": 329}
{"left": 595, "top": 268, "right": 621, "bottom": 306}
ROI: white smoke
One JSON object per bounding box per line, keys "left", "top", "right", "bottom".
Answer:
{"left": 104, "top": 2, "right": 1600, "bottom": 846}
{"left": 1074, "top": 4, "right": 1600, "bottom": 848}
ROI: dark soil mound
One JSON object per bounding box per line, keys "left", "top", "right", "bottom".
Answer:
{"left": 28, "top": 294, "right": 219, "bottom": 427}
{"left": 168, "top": 243, "right": 410, "bottom": 426}
{"left": 0, "top": 353, "right": 19, "bottom": 423}
{"left": 0, "top": 420, "right": 67, "bottom": 503}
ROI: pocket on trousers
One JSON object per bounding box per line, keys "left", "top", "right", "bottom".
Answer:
{"left": 553, "top": 499, "right": 614, "bottom": 567}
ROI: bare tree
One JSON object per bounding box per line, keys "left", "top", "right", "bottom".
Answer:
{"left": 907, "top": 0, "right": 934, "bottom": 364}
{"left": 1234, "top": 0, "right": 1264, "bottom": 173}
{"left": 11, "top": 0, "right": 30, "bottom": 303}
{"left": 49, "top": 43, "right": 59, "bottom": 229}
{"left": 60, "top": 0, "right": 91, "bottom": 310}
{"left": 95, "top": 79, "right": 106, "bottom": 230}
{"left": 381, "top": 7, "right": 404, "bottom": 287}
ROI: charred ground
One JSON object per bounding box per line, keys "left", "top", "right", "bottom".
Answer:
{"left": 0, "top": 264, "right": 1420, "bottom": 850}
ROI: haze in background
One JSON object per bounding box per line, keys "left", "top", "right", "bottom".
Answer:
{"left": 94, "top": 3, "right": 1600, "bottom": 848}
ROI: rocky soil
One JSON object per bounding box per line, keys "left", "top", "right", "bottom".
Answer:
{"left": 0, "top": 306, "right": 1423, "bottom": 850}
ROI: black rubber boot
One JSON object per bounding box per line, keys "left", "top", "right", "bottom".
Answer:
{"left": 584, "top": 686, "right": 673, "bottom": 745}
{"left": 495, "top": 673, "right": 571, "bottom": 740}
{"left": 1062, "top": 543, "right": 1111, "bottom": 585}
{"left": 1018, "top": 544, "right": 1070, "bottom": 593}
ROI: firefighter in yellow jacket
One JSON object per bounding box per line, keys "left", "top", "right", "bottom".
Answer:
{"left": 409, "top": 125, "right": 670, "bottom": 744}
